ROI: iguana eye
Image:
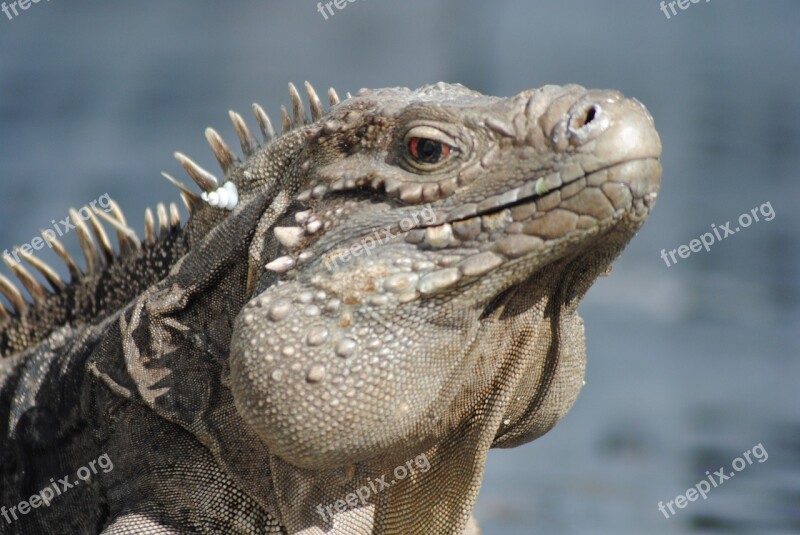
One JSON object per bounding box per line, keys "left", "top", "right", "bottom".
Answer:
{"left": 408, "top": 137, "right": 451, "bottom": 164}
{"left": 404, "top": 125, "right": 456, "bottom": 169}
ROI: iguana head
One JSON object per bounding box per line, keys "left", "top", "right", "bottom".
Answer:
{"left": 229, "top": 82, "right": 662, "bottom": 470}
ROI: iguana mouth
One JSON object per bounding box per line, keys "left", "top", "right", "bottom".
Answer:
{"left": 320, "top": 155, "right": 660, "bottom": 264}
{"left": 397, "top": 157, "right": 661, "bottom": 263}
{"left": 441, "top": 156, "right": 661, "bottom": 226}
{"left": 305, "top": 160, "right": 660, "bottom": 309}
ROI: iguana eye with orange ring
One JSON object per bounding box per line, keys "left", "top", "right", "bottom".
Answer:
{"left": 408, "top": 137, "right": 451, "bottom": 164}
{"left": 404, "top": 125, "right": 457, "bottom": 168}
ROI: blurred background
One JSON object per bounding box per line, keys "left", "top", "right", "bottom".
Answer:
{"left": 0, "top": 1, "right": 798, "bottom": 533}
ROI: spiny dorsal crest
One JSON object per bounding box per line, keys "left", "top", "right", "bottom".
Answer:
{"left": 0, "top": 81, "right": 345, "bottom": 325}
{"left": 0, "top": 198, "right": 180, "bottom": 321}
{"left": 169, "top": 81, "right": 343, "bottom": 211}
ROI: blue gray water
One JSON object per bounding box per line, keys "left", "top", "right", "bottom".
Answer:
{"left": 0, "top": 1, "right": 797, "bottom": 533}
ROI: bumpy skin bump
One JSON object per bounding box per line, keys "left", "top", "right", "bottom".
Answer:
{"left": 1, "top": 82, "right": 661, "bottom": 534}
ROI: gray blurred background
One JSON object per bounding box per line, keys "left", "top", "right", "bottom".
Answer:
{"left": 1, "top": 1, "right": 798, "bottom": 533}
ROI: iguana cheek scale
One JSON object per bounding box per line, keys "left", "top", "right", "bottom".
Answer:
{"left": 1, "top": 81, "right": 661, "bottom": 534}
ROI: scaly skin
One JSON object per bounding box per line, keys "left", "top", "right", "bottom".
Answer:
{"left": 0, "top": 82, "right": 661, "bottom": 534}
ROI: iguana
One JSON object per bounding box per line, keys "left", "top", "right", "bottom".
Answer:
{"left": 0, "top": 81, "right": 662, "bottom": 534}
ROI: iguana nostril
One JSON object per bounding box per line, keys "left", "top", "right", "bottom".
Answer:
{"left": 574, "top": 105, "right": 599, "bottom": 129}
{"left": 579, "top": 105, "right": 597, "bottom": 128}
{"left": 563, "top": 101, "right": 614, "bottom": 147}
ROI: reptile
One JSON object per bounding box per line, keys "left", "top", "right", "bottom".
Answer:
{"left": 0, "top": 81, "right": 662, "bottom": 534}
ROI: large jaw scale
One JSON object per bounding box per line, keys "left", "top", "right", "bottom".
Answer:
{"left": 229, "top": 84, "right": 662, "bottom": 470}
